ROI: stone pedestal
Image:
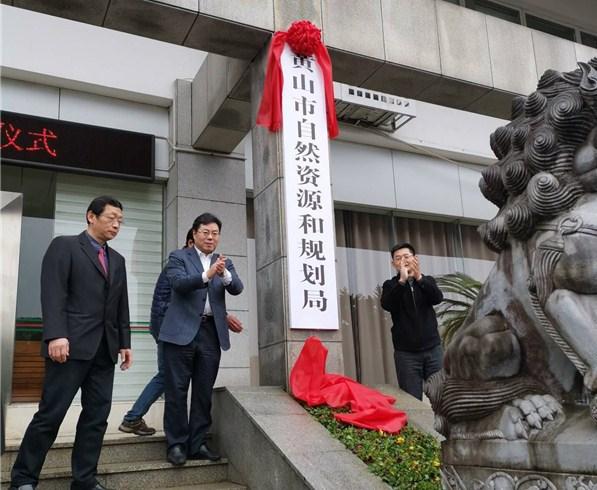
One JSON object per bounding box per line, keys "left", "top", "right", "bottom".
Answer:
{"left": 250, "top": 48, "right": 344, "bottom": 389}
{"left": 441, "top": 407, "right": 597, "bottom": 489}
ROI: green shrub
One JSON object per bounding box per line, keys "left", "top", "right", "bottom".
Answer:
{"left": 436, "top": 272, "right": 482, "bottom": 347}
{"left": 305, "top": 405, "right": 441, "bottom": 489}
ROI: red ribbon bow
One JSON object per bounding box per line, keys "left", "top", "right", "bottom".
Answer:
{"left": 256, "top": 20, "right": 339, "bottom": 139}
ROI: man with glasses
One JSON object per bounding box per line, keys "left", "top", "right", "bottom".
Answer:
{"left": 118, "top": 229, "right": 243, "bottom": 436}
{"left": 380, "top": 242, "right": 443, "bottom": 401}
{"left": 159, "top": 213, "right": 243, "bottom": 466}
{"left": 10, "top": 196, "right": 132, "bottom": 490}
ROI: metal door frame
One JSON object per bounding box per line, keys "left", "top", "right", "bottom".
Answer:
{"left": 1, "top": 191, "right": 23, "bottom": 453}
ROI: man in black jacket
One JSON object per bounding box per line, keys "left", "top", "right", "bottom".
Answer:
{"left": 380, "top": 242, "right": 443, "bottom": 400}
{"left": 10, "top": 196, "right": 132, "bottom": 490}
{"left": 117, "top": 229, "right": 195, "bottom": 437}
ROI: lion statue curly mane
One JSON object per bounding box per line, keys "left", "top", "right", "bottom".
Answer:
{"left": 426, "top": 58, "right": 597, "bottom": 442}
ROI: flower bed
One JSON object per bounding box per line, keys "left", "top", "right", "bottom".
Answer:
{"left": 306, "top": 405, "right": 441, "bottom": 489}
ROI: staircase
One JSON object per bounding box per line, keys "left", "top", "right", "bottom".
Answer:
{"left": 0, "top": 434, "right": 246, "bottom": 489}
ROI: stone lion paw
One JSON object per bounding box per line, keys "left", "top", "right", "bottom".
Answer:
{"left": 499, "top": 394, "right": 562, "bottom": 440}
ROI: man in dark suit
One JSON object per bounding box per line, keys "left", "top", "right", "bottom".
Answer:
{"left": 160, "top": 212, "right": 243, "bottom": 466}
{"left": 10, "top": 196, "right": 132, "bottom": 490}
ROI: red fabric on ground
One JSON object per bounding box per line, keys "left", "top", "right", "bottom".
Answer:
{"left": 290, "top": 336, "right": 408, "bottom": 433}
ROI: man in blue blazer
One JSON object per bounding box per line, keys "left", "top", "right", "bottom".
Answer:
{"left": 159, "top": 213, "right": 243, "bottom": 466}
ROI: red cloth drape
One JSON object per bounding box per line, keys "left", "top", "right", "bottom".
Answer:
{"left": 290, "top": 336, "right": 408, "bottom": 433}
{"left": 256, "top": 28, "right": 339, "bottom": 139}
{"left": 255, "top": 32, "right": 287, "bottom": 134}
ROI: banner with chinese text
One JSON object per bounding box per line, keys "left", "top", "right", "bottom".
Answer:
{"left": 0, "top": 111, "right": 154, "bottom": 181}
{"left": 281, "top": 45, "right": 339, "bottom": 330}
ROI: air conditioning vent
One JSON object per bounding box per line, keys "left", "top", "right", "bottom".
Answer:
{"left": 333, "top": 82, "right": 416, "bottom": 132}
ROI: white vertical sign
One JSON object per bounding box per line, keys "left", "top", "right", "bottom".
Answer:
{"left": 281, "top": 45, "right": 339, "bottom": 330}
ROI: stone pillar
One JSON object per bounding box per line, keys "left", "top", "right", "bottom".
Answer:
{"left": 166, "top": 79, "right": 250, "bottom": 386}
{"left": 250, "top": 49, "right": 344, "bottom": 389}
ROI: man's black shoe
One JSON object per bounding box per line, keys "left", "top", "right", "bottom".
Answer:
{"left": 189, "top": 443, "right": 221, "bottom": 462}
{"left": 167, "top": 444, "right": 187, "bottom": 466}
{"left": 9, "top": 485, "right": 36, "bottom": 490}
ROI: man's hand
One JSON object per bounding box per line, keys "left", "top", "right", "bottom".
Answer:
{"left": 215, "top": 255, "right": 227, "bottom": 276}
{"left": 411, "top": 256, "right": 423, "bottom": 281}
{"left": 399, "top": 264, "right": 409, "bottom": 284}
{"left": 119, "top": 349, "right": 133, "bottom": 371}
{"left": 48, "top": 338, "right": 69, "bottom": 363}
{"left": 226, "top": 314, "right": 243, "bottom": 333}
{"left": 207, "top": 256, "right": 227, "bottom": 279}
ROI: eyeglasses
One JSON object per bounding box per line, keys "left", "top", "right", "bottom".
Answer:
{"left": 393, "top": 254, "right": 413, "bottom": 261}
{"left": 197, "top": 230, "right": 220, "bottom": 238}
{"left": 99, "top": 214, "right": 124, "bottom": 225}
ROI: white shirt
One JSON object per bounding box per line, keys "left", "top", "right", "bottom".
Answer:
{"left": 195, "top": 246, "right": 232, "bottom": 315}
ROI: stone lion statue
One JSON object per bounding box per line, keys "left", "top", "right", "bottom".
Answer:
{"left": 426, "top": 58, "right": 597, "bottom": 441}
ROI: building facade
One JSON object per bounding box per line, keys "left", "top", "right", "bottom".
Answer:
{"left": 1, "top": 0, "right": 596, "bottom": 439}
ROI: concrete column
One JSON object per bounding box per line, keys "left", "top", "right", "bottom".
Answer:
{"left": 166, "top": 80, "right": 250, "bottom": 387}
{"left": 250, "top": 49, "right": 344, "bottom": 389}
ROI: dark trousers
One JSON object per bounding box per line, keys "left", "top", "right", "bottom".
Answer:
{"left": 394, "top": 344, "right": 443, "bottom": 401}
{"left": 163, "top": 317, "right": 221, "bottom": 455}
{"left": 11, "top": 336, "right": 115, "bottom": 489}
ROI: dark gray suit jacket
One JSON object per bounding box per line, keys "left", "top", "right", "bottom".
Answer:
{"left": 40, "top": 231, "right": 131, "bottom": 363}
{"left": 158, "top": 247, "right": 243, "bottom": 350}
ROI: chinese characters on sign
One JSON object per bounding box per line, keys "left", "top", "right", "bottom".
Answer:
{"left": 1, "top": 121, "right": 58, "bottom": 157}
{"left": 281, "top": 45, "right": 339, "bottom": 330}
{"left": 0, "top": 111, "right": 154, "bottom": 181}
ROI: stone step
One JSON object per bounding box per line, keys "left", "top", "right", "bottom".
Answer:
{"left": 159, "top": 483, "right": 247, "bottom": 490}
{"left": 0, "top": 458, "right": 229, "bottom": 489}
{"left": 1, "top": 433, "right": 203, "bottom": 473}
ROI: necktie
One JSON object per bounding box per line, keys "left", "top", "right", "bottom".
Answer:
{"left": 98, "top": 247, "right": 108, "bottom": 277}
